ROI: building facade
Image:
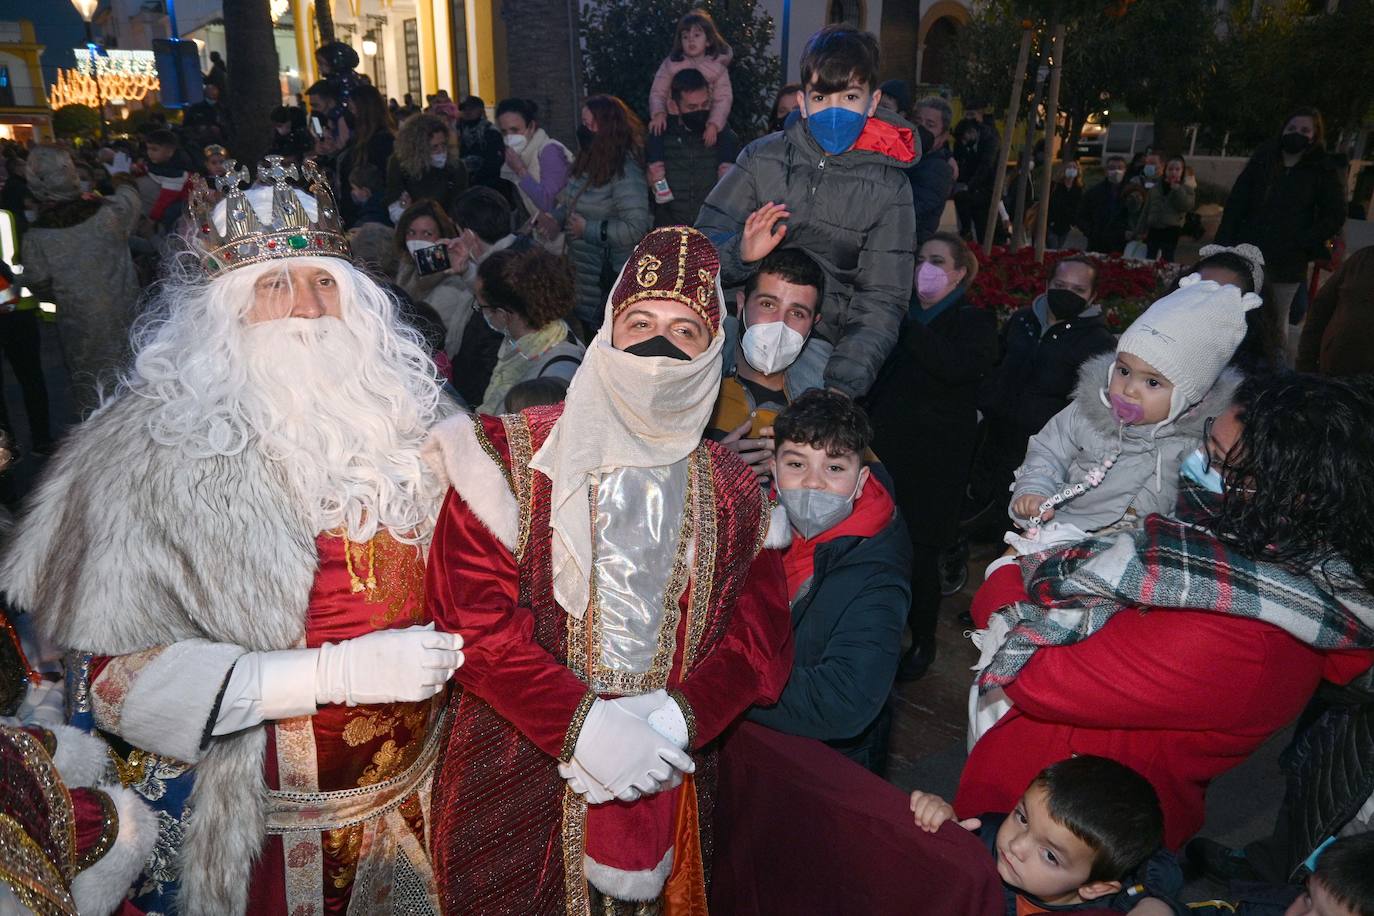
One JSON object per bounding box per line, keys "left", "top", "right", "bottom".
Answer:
{"left": 0, "top": 20, "right": 53, "bottom": 143}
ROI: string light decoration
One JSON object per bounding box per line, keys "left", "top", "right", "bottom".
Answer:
{"left": 49, "top": 50, "right": 160, "bottom": 107}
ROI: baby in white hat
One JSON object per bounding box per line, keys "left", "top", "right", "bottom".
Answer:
{"left": 1001, "top": 275, "right": 1262, "bottom": 559}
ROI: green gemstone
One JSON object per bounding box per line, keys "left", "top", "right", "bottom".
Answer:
{"left": 287, "top": 235, "right": 308, "bottom": 250}
{"left": 206, "top": 257, "right": 219, "bottom": 271}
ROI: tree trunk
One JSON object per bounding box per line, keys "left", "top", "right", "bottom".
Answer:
{"left": 1034, "top": 22, "right": 1066, "bottom": 261}
{"left": 223, "top": 0, "right": 281, "bottom": 171}
{"left": 500, "top": 0, "right": 584, "bottom": 147}
{"left": 316, "top": 0, "right": 335, "bottom": 45}
{"left": 982, "top": 26, "right": 1034, "bottom": 255}
{"left": 1011, "top": 41, "right": 1048, "bottom": 253}
{"left": 1153, "top": 113, "right": 1187, "bottom": 157}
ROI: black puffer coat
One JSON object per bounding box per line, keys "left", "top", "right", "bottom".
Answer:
{"left": 1216, "top": 139, "right": 1346, "bottom": 283}
{"left": 697, "top": 108, "right": 917, "bottom": 398}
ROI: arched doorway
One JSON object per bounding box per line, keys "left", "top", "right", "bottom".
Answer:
{"left": 919, "top": 16, "right": 960, "bottom": 85}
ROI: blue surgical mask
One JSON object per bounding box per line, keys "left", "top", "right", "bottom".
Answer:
{"left": 1180, "top": 448, "right": 1223, "bottom": 494}
{"left": 806, "top": 103, "right": 868, "bottom": 155}
{"left": 1143, "top": 164, "right": 1159, "bottom": 179}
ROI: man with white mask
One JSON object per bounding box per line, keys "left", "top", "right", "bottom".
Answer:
{"left": 423, "top": 225, "right": 794, "bottom": 914}
{"left": 707, "top": 248, "right": 825, "bottom": 480}
{"left": 2, "top": 157, "right": 464, "bottom": 916}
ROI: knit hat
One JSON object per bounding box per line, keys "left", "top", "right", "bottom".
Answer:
{"left": 1116, "top": 275, "right": 1261, "bottom": 410}
{"left": 610, "top": 225, "right": 722, "bottom": 334}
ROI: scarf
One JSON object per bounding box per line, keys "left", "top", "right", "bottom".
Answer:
{"left": 529, "top": 274, "right": 725, "bottom": 619}
{"left": 978, "top": 484, "right": 1374, "bottom": 695}
{"left": 477, "top": 319, "right": 571, "bottom": 414}
{"left": 908, "top": 287, "right": 963, "bottom": 326}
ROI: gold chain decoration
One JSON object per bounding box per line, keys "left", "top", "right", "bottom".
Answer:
{"left": 339, "top": 533, "right": 379, "bottom": 599}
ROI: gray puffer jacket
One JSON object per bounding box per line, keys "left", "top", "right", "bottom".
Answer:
{"left": 696, "top": 108, "right": 917, "bottom": 397}
{"left": 1010, "top": 352, "right": 1242, "bottom": 531}
{"left": 559, "top": 155, "right": 651, "bottom": 324}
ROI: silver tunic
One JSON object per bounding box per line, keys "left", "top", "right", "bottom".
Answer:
{"left": 592, "top": 460, "right": 690, "bottom": 674}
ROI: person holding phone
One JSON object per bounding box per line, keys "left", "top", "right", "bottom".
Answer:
{"left": 393, "top": 199, "right": 475, "bottom": 357}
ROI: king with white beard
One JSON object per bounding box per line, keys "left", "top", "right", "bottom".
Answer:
{"left": 1, "top": 158, "right": 464, "bottom": 916}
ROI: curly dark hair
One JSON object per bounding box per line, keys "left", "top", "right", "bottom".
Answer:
{"left": 572, "top": 95, "right": 644, "bottom": 188}
{"left": 773, "top": 389, "right": 872, "bottom": 458}
{"left": 1209, "top": 372, "right": 1374, "bottom": 590}
{"left": 477, "top": 245, "right": 576, "bottom": 329}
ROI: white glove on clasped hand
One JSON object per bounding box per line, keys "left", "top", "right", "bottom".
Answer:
{"left": 607, "top": 689, "right": 691, "bottom": 748}
{"left": 572, "top": 698, "right": 695, "bottom": 803}
{"left": 557, "top": 758, "right": 616, "bottom": 805}
{"left": 316, "top": 624, "right": 464, "bottom": 707}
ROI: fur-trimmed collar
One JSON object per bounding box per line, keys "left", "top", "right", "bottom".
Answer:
{"left": 1071, "top": 351, "right": 1243, "bottom": 443}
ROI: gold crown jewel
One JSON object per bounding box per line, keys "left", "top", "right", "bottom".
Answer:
{"left": 190, "top": 155, "right": 351, "bottom": 277}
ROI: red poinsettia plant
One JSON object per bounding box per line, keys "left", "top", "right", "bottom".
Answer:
{"left": 969, "top": 246, "right": 1173, "bottom": 331}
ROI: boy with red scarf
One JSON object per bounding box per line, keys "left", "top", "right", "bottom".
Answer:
{"left": 747, "top": 389, "right": 911, "bottom": 772}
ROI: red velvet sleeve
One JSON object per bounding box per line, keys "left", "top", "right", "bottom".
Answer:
{"left": 676, "top": 547, "right": 794, "bottom": 748}
{"left": 427, "top": 488, "right": 592, "bottom": 759}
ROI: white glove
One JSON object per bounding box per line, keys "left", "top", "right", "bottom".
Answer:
{"left": 316, "top": 624, "right": 464, "bottom": 707}
{"left": 571, "top": 698, "right": 694, "bottom": 803}
{"left": 557, "top": 757, "right": 616, "bottom": 805}
{"left": 607, "top": 689, "right": 690, "bottom": 749}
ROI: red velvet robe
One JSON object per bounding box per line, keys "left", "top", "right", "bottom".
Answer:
{"left": 427, "top": 406, "right": 793, "bottom": 915}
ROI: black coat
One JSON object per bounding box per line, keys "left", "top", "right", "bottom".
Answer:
{"left": 981, "top": 300, "right": 1116, "bottom": 441}
{"left": 1216, "top": 140, "right": 1346, "bottom": 283}
{"left": 1075, "top": 179, "right": 1132, "bottom": 254}
{"left": 747, "top": 508, "right": 912, "bottom": 772}
{"left": 1046, "top": 181, "right": 1082, "bottom": 237}
{"left": 906, "top": 144, "right": 954, "bottom": 244}
{"left": 866, "top": 293, "right": 998, "bottom": 547}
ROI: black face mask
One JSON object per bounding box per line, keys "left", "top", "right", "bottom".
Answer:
{"left": 1046, "top": 288, "right": 1089, "bottom": 320}
{"left": 624, "top": 335, "right": 691, "bottom": 361}
{"left": 680, "top": 110, "right": 710, "bottom": 134}
{"left": 1280, "top": 132, "right": 1311, "bottom": 155}
{"left": 576, "top": 125, "right": 595, "bottom": 150}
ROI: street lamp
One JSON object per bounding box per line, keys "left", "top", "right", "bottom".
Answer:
{"left": 70, "top": 0, "right": 106, "bottom": 140}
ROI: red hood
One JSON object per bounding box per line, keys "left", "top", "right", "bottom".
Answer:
{"left": 852, "top": 117, "right": 917, "bottom": 164}
{"left": 782, "top": 476, "right": 895, "bottom": 601}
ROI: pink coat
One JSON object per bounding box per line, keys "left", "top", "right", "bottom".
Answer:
{"left": 649, "top": 49, "right": 734, "bottom": 131}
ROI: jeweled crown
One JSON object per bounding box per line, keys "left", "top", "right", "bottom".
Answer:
{"left": 189, "top": 155, "right": 351, "bottom": 277}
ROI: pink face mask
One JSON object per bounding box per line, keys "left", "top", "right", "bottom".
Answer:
{"left": 916, "top": 262, "right": 950, "bottom": 301}
{"left": 1109, "top": 393, "right": 1145, "bottom": 425}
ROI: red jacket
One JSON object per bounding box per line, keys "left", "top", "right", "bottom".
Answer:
{"left": 956, "top": 566, "right": 1374, "bottom": 849}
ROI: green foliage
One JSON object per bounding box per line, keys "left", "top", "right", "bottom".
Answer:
{"left": 1205, "top": 0, "right": 1374, "bottom": 150}
{"left": 52, "top": 104, "right": 102, "bottom": 139}
{"left": 581, "top": 0, "right": 781, "bottom": 141}
{"left": 949, "top": 0, "right": 1216, "bottom": 145}
{"left": 951, "top": 0, "right": 1373, "bottom": 158}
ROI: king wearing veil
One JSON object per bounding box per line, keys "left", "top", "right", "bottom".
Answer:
{"left": 424, "top": 226, "right": 795, "bottom": 915}
{"left": 2, "top": 158, "right": 463, "bottom": 915}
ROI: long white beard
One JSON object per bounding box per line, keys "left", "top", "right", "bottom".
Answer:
{"left": 238, "top": 316, "right": 438, "bottom": 543}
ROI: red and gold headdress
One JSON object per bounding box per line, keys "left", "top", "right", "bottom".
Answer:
{"left": 189, "top": 155, "right": 351, "bottom": 277}
{"left": 609, "top": 225, "right": 721, "bottom": 333}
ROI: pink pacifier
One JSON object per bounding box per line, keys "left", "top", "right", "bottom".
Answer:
{"left": 1109, "top": 394, "right": 1145, "bottom": 425}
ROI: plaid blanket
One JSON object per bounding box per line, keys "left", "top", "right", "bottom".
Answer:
{"left": 977, "top": 498, "right": 1374, "bottom": 696}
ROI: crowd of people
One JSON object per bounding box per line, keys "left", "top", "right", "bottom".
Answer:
{"left": 0, "top": 13, "right": 1371, "bottom": 916}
